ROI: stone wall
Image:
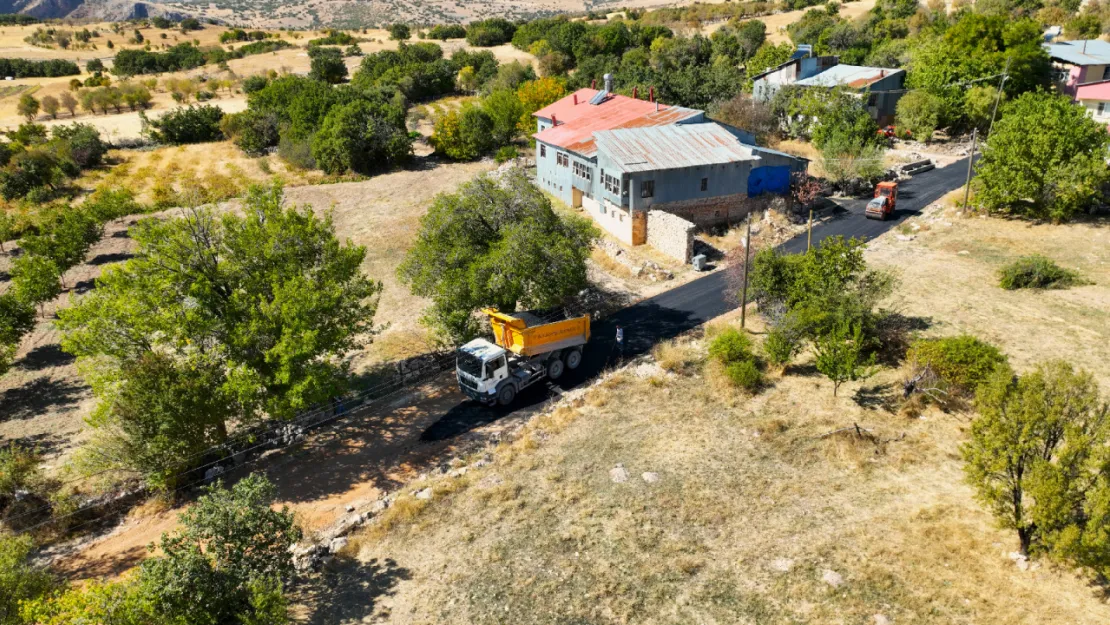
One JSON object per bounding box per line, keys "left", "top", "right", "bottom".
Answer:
{"left": 647, "top": 210, "right": 695, "bottom": 263}
{"left": 652, "top": 193, "right": 777, "bottom": 229}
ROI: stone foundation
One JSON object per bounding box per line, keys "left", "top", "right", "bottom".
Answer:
{"left": 653, "top": 193, "right": 779, "bottom": 228}
{"left": 647, "top": 211, "right": 696, "bottom": 263}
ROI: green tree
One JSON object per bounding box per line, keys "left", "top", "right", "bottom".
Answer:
{"left": 389, "top": 23, "right": 411, "bottom": 41}
{"left": 1064, "top": 14, "right": 1101, "bottom": 39}
{"left": 0, "top": 210, "right": 14, "bottom": 252}
{"left": 0, "top": 534, "right": 56, "bottom": 625}
{"left": 16, "top": 93, "right": 38, "bottom": 122}
{"left": 743, "top": 42, "right": 793, "bottom": 90}
{"left": 814, "top": 318, "right": 875, "bottom": 396}
{"left": 430, "top": 105, "right": 496, "bottom": 160}
{"left": 895, "top": 90, "right": 943, "bottom": 142}
{"left": 11, "top": 254, "right": 61, "bottom": 315}
{"left": 963, "top": 361, "right": 1110, "bottom": 567}
{"left": 144, "top": 104, "right": 224, "bottom": 144}
{"left": 964, "top": 84, "right": 1002, "bottom": 133}
{"left": 86, "top": 58, "right": 105, "bottom": 73}
{"left": 481, "top": 89, "right": 524, "bottom": 146}
{"left": 399, "top": 168, "right": 597, "bottom": 342}
{"left": 975, "top": 91, "right": 1110, "bottom": 222}
{"left": 0, "top": 150, "right": 61, "bottom": 200}
{"left": 308, "top": 47, "right": 348, "bottom": 84}
{"left": 310, "top": 100, "right": 412, "bottom": 175}
{"left": 58, "top": 183, "right": 380, "bottom": 469}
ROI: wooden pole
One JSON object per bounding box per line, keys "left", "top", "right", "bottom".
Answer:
{"left": 740, "top": 211, "right": 752, "bottom": 329}
{"left": 962, "top": 128, "right": 977, "bottom": 212}
{"left": 807, "top": 207, "right": 813, "bottom": 252}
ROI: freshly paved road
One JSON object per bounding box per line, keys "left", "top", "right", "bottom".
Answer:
{"left": 422, "top": 157, "right": 974, "bottom": 439}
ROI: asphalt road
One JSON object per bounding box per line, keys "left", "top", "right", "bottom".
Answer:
{"left": 421, "top": 157, "right": 974, "bottom": 440}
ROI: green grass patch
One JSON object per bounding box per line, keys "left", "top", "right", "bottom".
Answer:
{"left": 999, "top": 255, "right": 1085, "bottom": 290}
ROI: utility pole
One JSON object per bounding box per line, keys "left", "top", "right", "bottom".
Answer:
{"left": 740, "top": 211, "right": 752, "bottom": 329}
{"left": 965, "top": 62, "right": 1009, "bottom": 212}
{"left": 807, "top": 207, "right": 813, "bottom": 252}
{"left": 962, "top": 127, "right": 977, "bottom": 212}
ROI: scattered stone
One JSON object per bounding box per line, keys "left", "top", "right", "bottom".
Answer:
{"left": 770, "top": 558, "right": 794, "bottom": 573}
{"left": 415, "top": 488, "right": 433, "bottom": 500}
{"left": 874, "top": 614, "right": 891, "bottom": 625}
{"left": 641, "top": 472, "right": 660, "bottom": 484}
{"left": 821, "top": 569, "right": 844, "bottom": 588}
{"left": 369, "top": 499, "right": 389, "bottom": 514}
{"left": 290, "top": 542, "right": 326, "bottom": 572}
{"left": 609, "top": 464, "right": 629, "bottom": 483}
{"left": 957, "top": 250, "right": 970, "bottom": 255}
{"left": 473, "top": 453, "right": 493, "bottom": 468}
{"left": 477, "top": 474, "right": 503, "bottom": 489}
{"left": 329, "top": 537, "right": 349, "bottom": 554}
{"left": 448, "top": 466, "right": 469, "bottom": 478}
{"left": 345, "top": 504, "right": 355, "bottom": 513}
{"left": 895, "top": 234, "right": 915, "bottom": 242}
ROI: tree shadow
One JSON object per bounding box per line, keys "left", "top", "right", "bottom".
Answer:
{"left": 111, "top": 229, "right": 131, "bottom": 239}
{"left": 87, "top": 251, "right": 134, "bottom": 266}
{"left": 853, "top": 381, "right": 902, "bottom": 412}
{"left": 298, "top": 556, "right": 411, "bottom": 625}
{"left": 0, "top": 377, "right": 87, "bottom": 422}
{"left": 6, "top": 432, "right": 67, "bottom": 457}
{"left": 16, "top": 343, "right": 75, "bottom": 372}
{"left": 71, "top": 278, "right": 96, "bottom": 294}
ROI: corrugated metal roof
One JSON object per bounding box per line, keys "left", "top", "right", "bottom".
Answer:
{"left": 533, "top": 92, "right": 702, "bottom": 156}
{"left": 594, "top": 123, "right": 759, "bottom": 172}
{"left": 795, "top": 64, "right": 902, "bottom": 89}
{"left": 1044, "top": 40, "right": 1110, "bottom": 66}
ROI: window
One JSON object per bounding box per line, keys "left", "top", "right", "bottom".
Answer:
{"left": 556, "top": 153, "right": 569, "bottom": 167}
{"left": 604, "top": 173, "right": 621, "bottom": 195}
{"left": 700, "top": 177, "right": 708, "bottom": 191}
{"left": 540, "top": 145, "right": 546, "bottom": 158}
{"left": 866, "top": 94, "right": 877, "bottom": 107}
{"left": 1099, "top": 102, "right": 1106, "bottom": 116}
{"left": 573, "top": 161, "right": 592, "bottom": 181}
{"left": 641, "top": 180, "right": 654, "bottom": 198}
{"left": 622, "top": 178, "right": 629, "bottom": 196}
{"left": 1103, "top": 66, "right": 1110, "bottom": 81}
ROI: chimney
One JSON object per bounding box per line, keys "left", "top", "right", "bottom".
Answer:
{"left": 649, "top": 86, "right": 655, "bottom": 103}
{"left": 632, "top": 86, "right": 638, "bottom": 99}
{"left": 603, "top": 73, "right": 613, "bottom": 93}
{"left": 591, "top": 79, "right": 596, "bottom": 89}
{"left": 551, "top": 113, "right": 557, "bottom": 126}
{"left": 879, "top": 69, "right": 885, "bottom": 78}
{"left": 573, "top": 93, "right": 578, "bottom": 105}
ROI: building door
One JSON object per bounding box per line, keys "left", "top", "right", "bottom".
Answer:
{"left": 572, "top": 187, "right": 583, "bottom": 208}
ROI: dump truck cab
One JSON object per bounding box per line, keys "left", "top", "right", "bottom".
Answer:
{"left": 866, "top": 181, "right": 898, "bottom": 220}
{"left": 456, "top": 309, "right": 589, "bottom": 407}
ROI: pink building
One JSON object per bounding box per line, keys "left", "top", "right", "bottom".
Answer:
{"left": 1044, "top": 40, "right": 1110, "bottom": 99}
{"left": 1075, "top": 80, "right": 1110, "bottom": 128}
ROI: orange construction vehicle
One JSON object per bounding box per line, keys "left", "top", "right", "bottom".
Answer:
{"left": 865, "top": 181, "right": 898, "bottom": 220}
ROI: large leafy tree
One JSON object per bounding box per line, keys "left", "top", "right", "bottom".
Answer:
{"left": 975, "top": 91, "right": 1110, "bottom": 222}
{"left": 310, "top": 100, "right": 412, "bottom": 175}
{"left": 399, "top": 168, "right": 597, "bottom": 343}
{"left": 59, "top": 183, "right": 380, "bottom": 484}
{"left": 963, "top": 361, "right": 1110, "bottom": 572}
{"left": 0, "top": 533, "right": 56, "bottom": 625}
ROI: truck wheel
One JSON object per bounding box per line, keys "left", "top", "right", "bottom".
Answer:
{"left": 565, "top": 348, "right": 582, "bottom": 370}
{"left": 547, "top": 357, "right": 565, "bottom": 381}
{"left": 497, "top": 384, "right": 516, "bottom": 406}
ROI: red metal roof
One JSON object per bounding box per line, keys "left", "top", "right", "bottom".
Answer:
{"left": 532, "top": 90, "right": 701, "bottom": 156}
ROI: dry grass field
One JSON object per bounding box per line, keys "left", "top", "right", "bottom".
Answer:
{"left": 326, "top": 319, "right": 1110, "bottom": 624}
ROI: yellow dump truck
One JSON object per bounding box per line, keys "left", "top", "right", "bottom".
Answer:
{"left": 456, "top": 308, "right": 590, "bottom": 406}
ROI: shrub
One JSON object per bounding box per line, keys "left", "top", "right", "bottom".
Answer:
{"left": 466, "top": 18, "right": 516, "bottom": 47}
{"left": 222, "top": 110, "right": 279, "bottom": 156}
{"left": 907, "top": 335, "right": 1008, "bottom": 394}
{"left": 51, "top": 123, "right": 107, "bottom": 169}
{"left": 0, "top": 150, "right": 61, "bottom": 200}
{"left": 708, "top": 327, "right": 754, "bottom": 365}
{"left": 241, "top": 74, "right": 268, "bottom": 93}
{"left": 998, "top": 255, "right": 1083, "bottom": 290}
{"left": 428, "top": 24, "right": 466, "bottom": 41}
{"left": 895, "top": 90, "right": 943, "bottom": 143}
{"left": 494, "top": 145, "right": 519, "bottom": 163}
{"left": 389, "top": 23, "right": 411, "bottom": 41}
{"left": 0, "top": 443, "right": 41, "bottom": 504}
{"left": 725, "top": 359, "right": 764, "bottom": 392}
{"left": 146, "top": 105, "right": 224, "bottom": 144}
{"left": 763, "top": 324, "right": 802, "bottom": 369}
{"left": 0, "top": 534, "right": 56, "bottom": 621}
{"left": 430, "top": 105, "right": 495, "bottom": 161}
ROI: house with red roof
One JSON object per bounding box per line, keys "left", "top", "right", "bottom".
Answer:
{"left": 533, "top": 75, "right": 806, "bottom": 260}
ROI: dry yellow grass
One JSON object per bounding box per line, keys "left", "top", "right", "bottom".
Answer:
{"left": 331, "top": 329, "right": 1110, "bottom": 623}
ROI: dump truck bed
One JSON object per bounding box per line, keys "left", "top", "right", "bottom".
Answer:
{"left": 484, "top": 308, "right": 590, "bottom": 357}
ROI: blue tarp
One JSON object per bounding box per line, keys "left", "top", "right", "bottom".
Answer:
{"left": 747, "top": 166, "right": 791, "bottom": 197}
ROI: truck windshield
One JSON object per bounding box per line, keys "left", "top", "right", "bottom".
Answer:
{"left": 457, "top": 352, "right": 483, "bottom": 378}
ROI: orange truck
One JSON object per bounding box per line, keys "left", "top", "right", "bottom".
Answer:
{"left": 865, "top": 181, "right": 898, "bottom": 220}
{"left": 456, "top": 308, "right": 590, "bottom": 406}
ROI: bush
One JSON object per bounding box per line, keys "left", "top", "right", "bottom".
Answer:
{"left": 466, "top": 18, "right": 516, "bottom": 46}
{"left": 430, "top": 105, "right": 495, "bottom": 161}
{"left": 428, "top": 24, "right": 466, "bottom": 41}
{"left": 907, "top": 335, "right": 1008, "bottom": 394}
{"left": 763, "top": 324, "right": 802, "bottom": 369}
{"left": 389, "top": 23, "right": 411, "bottom": 41}
{"left": 222, "top": 110, "right": 279, "bottom": 156}
{"left": 51, "top": 123, "right": 107, "bottom": 169}
{"left": 0, "top": 442, "right": 41, "bottom": 505}
{"left": 0, "top": 534, "right": 56, "bottom": 621}
{"left": 708, "top": 327, "right": 755, "bottom": 364}
{"left": 895, "top": 90, "right": 943, "bottom": 143}
{"left": 494, "top": 145, "right": 519, "bottom": 163}
{"left": 998, "top": 255, "right": 1083, "bottom": 290}
{"left": 0, "top": 150, "right": 61, "bottom": 200}
{"left": 146, "top": 104, "right": 224, "bottom": 144}
{"left": 241, "top": 74, "right": 268, "bottom": 93}
{"left": 725, "top": 359, "right": 764, "bottom": 392}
